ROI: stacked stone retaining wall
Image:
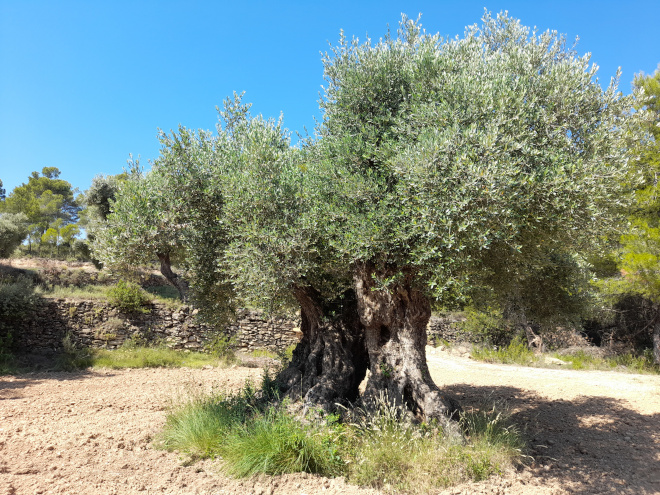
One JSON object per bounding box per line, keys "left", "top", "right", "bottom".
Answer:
{"left": 15, "top": 300, "right": 471, "bottom": 353}
{"left": 16, "top": 299, "right": 302, "bottom": 353}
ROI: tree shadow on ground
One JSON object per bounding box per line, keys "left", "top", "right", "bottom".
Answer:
{"left": 445, "top": 384, "right": 660, "bottom": 494}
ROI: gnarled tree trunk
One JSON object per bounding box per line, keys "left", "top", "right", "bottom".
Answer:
{"left": 275, "top": 286, "right": 369, "bottom": 413}
{"left": 156, "top": 252, "right": 189, "bottom": 302}
{"left": 353, "top": 262, "right": 461, "bottom": 422}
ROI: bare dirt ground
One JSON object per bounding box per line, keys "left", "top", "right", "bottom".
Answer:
{"left": 1, "top": 349, "right": 659, "bottom": 495}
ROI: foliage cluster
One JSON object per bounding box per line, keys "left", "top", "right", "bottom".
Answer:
{"left": 106, "top": 280, "right": 151, "bottom": 313}
{"left": 0, "top": 213, "right": 29, "bottom": 258}
{"left": 203, "top": 332, "right": 238, "bottom": 363}
{"left": 0, "top": 274, "right": 42, "bottom": 371}
{"left": 591, "top": 66, "right": 660, "bottom": 362}
{"left": 0, "top": 167, "right": 81, "bottom": 257}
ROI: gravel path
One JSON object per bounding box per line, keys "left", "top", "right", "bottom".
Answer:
{"left": 1, "top": 349, "right": 659, "bottom": 495}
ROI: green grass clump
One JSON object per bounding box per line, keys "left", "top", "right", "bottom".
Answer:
{"left": 220, "top": 407, "right": 344, "bottom": 477}
{"left": 159, "top": 387, "right": 255, "bottom": 457}
{"left": 43, "top": 284, "right": 109, "bottom": 301}
{"left": 345, "top": 397, "right": 524, "bottom": 493}
{"left": 552, "top": 349, "right": 659, "bottom": 374}
{"left": 90, "top": 346, "right": 222, "bottom": 369}
{"left": 471, "top": 336, "right": 540, "bottom": 366}
{"left": 157, "top": 379, "right": 525, "bottom": 492}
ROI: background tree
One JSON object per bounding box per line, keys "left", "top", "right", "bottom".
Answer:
{"left": 606, "top": 65, "right": 660, "bottom": 363}
{"left": 91, "top": 161, "right": 189, "bottom": 299}
{"left": 91, "top": 138, "right": 224, "bottom": 304}
{"left": 0, "top": 179, "right": 5, "bottom": 201}
{"left": 77, "top": 173, "right": 127, "bottom": 264}
{"left": 1, "top": 167, "right": 79, "bottom": 254}
{"left": 0, "top": 213, "right": 29, "bottom": 258}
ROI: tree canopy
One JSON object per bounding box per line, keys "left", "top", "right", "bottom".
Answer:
{"left": 0, "top": 167, "right": 80, "bottom": 254}
{"left": 605, "top": 66, "right": 660, "bottom": 363}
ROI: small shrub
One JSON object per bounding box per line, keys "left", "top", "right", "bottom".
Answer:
{"left": 277, "top": 344, "right": 296, "bottom": 367}
{"left": 107, "top": 280, "right": 151, "bottom": 313}
{"left": 204, "top": 332, "right": 237, "bottom": 364}
{"left": 344, "top": 394, "right": 524, "bottom": 493}
{"left": 0, "top": 274, "right": 41, "bottom": 327}
{"left": 56, "top": 332, "right": 93, "bottom": 371}
{"left": 0, "top": 274, "right": 41, "bottom": 371}
{"left": 0, "top": 330, "right": 16, "bottom": 374}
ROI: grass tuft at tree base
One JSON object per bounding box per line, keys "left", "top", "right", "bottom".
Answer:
{"left": 156, "top": 377, "right": 526, "bottom": 493}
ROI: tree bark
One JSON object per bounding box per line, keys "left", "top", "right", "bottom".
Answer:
{"left": 275, "top": 286, "right": 369, "bottom": 413}
{"left": 653, "top": 321, "right": 660, "bottom": 366}
{"left": 353, "top": 262, "right": 461, "bottom": 422}
{"left": 156, "top": 252, "right": 189, "bottom": 302}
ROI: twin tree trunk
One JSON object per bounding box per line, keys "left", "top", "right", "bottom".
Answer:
{"left": 276, "top": 263, "right": 460, "bottom": 422}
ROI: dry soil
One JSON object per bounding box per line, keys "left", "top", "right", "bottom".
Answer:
{"left": 1, "top": 348, "right": 659, "bottom": 495}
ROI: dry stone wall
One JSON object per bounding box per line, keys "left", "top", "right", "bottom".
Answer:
{"left": 426, "top": 314, "right": 468, "bottom": 344}
{"left": 16, "top": 299, "right": 469, "bottom": 354}
{"left": 16, "top": 299, "right": 302, "bottom": 353}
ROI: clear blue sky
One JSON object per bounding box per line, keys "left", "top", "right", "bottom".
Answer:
{"left": 1, "top": 0, "right": 658, "bottom": 196}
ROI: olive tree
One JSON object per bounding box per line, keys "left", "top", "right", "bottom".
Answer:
{"left": 91, "top": 158, "right": 190, "bottom": 300}
{"left": 99, "top": 13, "right": 642, "bottom": 421}
{"left": 225, "top": 13, "right": 641, "bottom": 420}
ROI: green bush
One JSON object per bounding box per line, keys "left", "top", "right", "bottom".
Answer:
{"left": 457, "top": 307, "right": 512, "bottom": 346}
{"left": 107, "top": 280, "right": 151, "bottom": 313}
{"left": 55, "top": 332, "right": 94, "bottom": 371}
{"left": 0, "top": 274, "right": 41, "bottom": 328}
{"left": 204, "top": 332, "right": 236, "bottom": 359}
{"left": 0, "top": 274, "right": 41, "bottom": 372}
